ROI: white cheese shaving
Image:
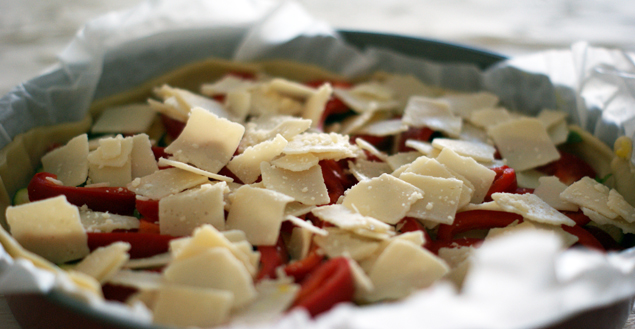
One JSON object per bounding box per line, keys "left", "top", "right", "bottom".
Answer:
{"left": 491, "top": 192, "right": 576, "bottom": 226}
{"left": 239, "top": 115, "right": 311, "bottom": 152}
{"left": 130, "top": 134, "right": 159, "bottom": 179}
{"left": 560, "top": 176, "right": 619, "bottom": 219}
{"left": 200, "top": 75, "right": 258, "bottom": 97}
{"left": 342, "top": 173, "right": 424, "bottom": 225}
{"left": 440, "top": 91, "right": 500, "bottom": 119}
{"left": 311, "top": 204, "right": 395, "bottom": 240}
{"left": 348, "top": 159, "right": 392, "bottom": 181}
{"left": 230, "top": 278, "right": 300, "bottom": 325}
{"left": 303, "top": 83, "right": 332, "bottom": 127}
{"left": 333, "top": 87, "right": 399, "bottom": 113}
{"left": 284, "top": 215, "right": 328, "bottom": 236}
{"left": 6, "top": 195, "right": 89, "bottom": 263}
{"left": 313, "top": 227, "right": 381, "bottom": 261}
{"left": 357, "top": 118, "right": 408, "bottom": 136}
{"left": 260, "top": 162, "right": 329, "bottom": 206}
{"left": 432, "top": 138, "right": 496, "bottom": 163}
{"left": 159, "top": 158, "right": 233, "bottom": 182}
{"left": 91, "top": 104, "right": 157, "bottom": 134}
{"left": 581, "top": 207, "right": 635, "bottom": 234}
{"left": 154, "top": 84, "right": 231, "bottom": 120}
{"left": 74, "top": 242, "right": 130, "bottom": 284}
{"left": 436, "top": 148, "right": 495, "bottom": 204}
{"left": 283, "top": 132, "right": 358, "bottom": 160}
{"left": 159, "top": 183, "right": 227, "bottom": 236}
{"left": 488, "top": 118, "right": 561, "bottom": 171}
{"left": 165, "top": 107, "right": 244, "bottom": 173}
{"left": 399, "top": 173, "right": 463, "bottom": 225}
{"left": 79, "top": 206, "right": 139, "bottom": 233}
{"left": 108, "top": 269, "right": 163, "bottom": 290}
{"left": 468, "top": 107, "right": 512, "bottom": 129}
{"left": 386, "top": 152, "right": 422, "bottom": 171}
{"left": 163, "top": 247, "right": 256, "bottom": 308}
{"left": 533, "top": 176, "right": 579, "bottom": 211}
{"left": 271, "top": 153, "right": 320, "bottom": 172}
{"left": 608, "top": 189, "right": 635, "bottom": 223}
{"left": 126, "top": 167, "right": 210, "bottom": 200}
{"left": 287, "top": 227, "right": 313, "bottom": 261}
{"left": 225, "top": 185, "right": 294, "bottom": 246}
{"left": 268, "top": 78, "right": 318, "bottom": 99}
{"left": 486, "top": 220, "right": 578, "bottom": 248}
{"left": 227, "top": 134, "right": 287, "bottom": 184}
{"left": 402, "top": 96, "right": 462, "bottom": 138}
{"left": 152, "top": 285, "right": 233, "bottom": 328}
{"left": 41, "top": 133, "right": 89, "bottom": 187}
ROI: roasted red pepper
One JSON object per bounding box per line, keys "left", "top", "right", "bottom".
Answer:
{"left": 537, "top": 151, "right": 596, "bottom": 185}
{"left": 398, "top": 217, "right": 432, "bottom": 250}
{"left": 319, "top": 160, "right": 356, "bottom": 205}
{"left": 161, "top": 114, "right": 186, "bottom": 140}
{"left": 87, "top": 232, "right": 177, "bottom": 259}
{"left": 436, "top": 210, "right": 523, "bottom": 241}
{"left": 28, "top": 172, "right": 136, "bottom": 216}
{"left": 283, "top": 250, "right": 325, "bottom": 282}
{"left": 428, "top": 237, "right": 484, "bottom": 254}
{"left": 484, "top": 166, "right": 518, "bottom": 202}
{"left": 396, "top": 126, "right": 434, "bottom": 152}
{"left": 138, "top": 219, "right": 161, "bottom": 234}
{"left": 136, "top": 198, "right": 159, "bottom": 223}
{"left": 561, "top": 224, "right": 605, "bottom": 251}
{"left": 255, "top": 235, "right": 289, "bottom": 281}
{"left": 562, "top": 211, "right": 592, "bottom": 226}
{"left": 292, "top": 257, "right": 354, "bottom": 317}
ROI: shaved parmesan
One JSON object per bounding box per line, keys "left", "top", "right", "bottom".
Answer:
{"left": 87, "top": 135, "right": 134, "bottom": 186}
{"left": 261, "top": 162, "right": 329, "bottom": 206}
{"left": 432, "top": 138, "right": 496, "bottom": 163}
{"left": 154, "top": 84, "right": 231, "bottom": 119}
{"left": 303, "top": 83, "right": 332, "bottom": 127}
{"left": 533, "top": 176, "right": 579, "bottom": 211}
{"left": 158, "top": 158, "right": 233, "bottom": 182}
{"left": 399, "top": 173, "right": 463, "bottom": 225}
{"left": 488, "top": 118, "right": 560, "bottom": 171}
{"left": 124, "top": 253, "right": 171, "bottom": 270}
{"left": 271, "top": 153, "right": 319, "bottom": 172}
{"left": 108, "top": 269, "right": 163, "bottom": 290}
{"left": 231, "top": 278, "right": 300, "bottom": 325}
{"left": 269, "top": 78, "right": 317, "bottom": 99}
{"left": 127, "top": 168, "right": 210, "bottom": 200}
{"left": 165, "top": 107, "right": 244, "bottom": 173}
{"left": 342, "top": 173, "right": 424, "bottom": 225}
{"left": 225, "top": 90, "right": 251, "bottom": 122}
{"left": 285, "top": 215, "right": 328, "bottom": 236}
{"left": 226, "top": 185, "right": 293, "bottom": 246}
{"left": 516, "top": 169, "right": 546, "bottom": 189}
{"left": 153, "top": 285, "right": 233, "bottom": 328}
{"left": 6, "top": 195, "right": 89, "bottom": 263}
{"left": 386, "top": 152, "right": 422, "bottom": 171}
{"left": 360, "top": 239, "right": 449, "bottom": 302}
{"left": 468, "top": 107, "right": 512, "bottom": 129}
{"left": 200, "top": 75, "right": 257, "bottom": 96}
{"left": 357, "top": 118, "right": 408, "bottom": 136}
{"left": 227, "top": 134, "right": 287, "bottom": 184}
{"left": 402, "top": 97, "right": 462, "bottom": 138}
{"left": 249, "top": 85, "right": 304, "bottom": 116}
{"left": 240, "top": 115, "right": 311, "bottom": 152}
{"left": 560, "top": 177, "right": 618, "bottom": 219}
{"left": 333, "top": 87, "right": 399, "bottom": 113}
{"left": 608, "top": 189, "right": 635, "bottom": 223}
{"left": 41, "top": 134, "right": 89, "bottom": 187}
{"left": 311, "top": 204, "right": 395, "bottom": 240}
{"left": 287, "top": 227, "right": 313, "bottom": 261}
{"left": 79, "top": 207, "right": 140, "bottom": 233}
{"left": 313, "top": 227, "right": 380, "bottom": 261}
{"left": 436, "top": 148, "right": 495, "bottom": 204}
{"left": 284, "top": 132, "right": 357, "bottom": 160}
{"left": 348, "top": 159, "right": 392, "bottom": 181}
{"left": 581, "top": 207, "right": 635, "bottom": 234}
{"left": 159, "top": 183, "right": 227, "bottom": 236}
{"left": 491, "top": 192, "right": 575, "bottom": 226}
{"left": 74, "top": 242, "right": 130, "bottom": 283}
{"left": 486, "top": 220, "right": 578, "bottom": 247}
{"left": 130, "top": 134, "right": 159, "bottom": 179}
{"left": 164, "top": 247, "right": 256, "bottom": 308}
{"left": 380, "top": 74, "right": 437, "bottom": 107}
{"left": 91, "top": 104, "right": 156, "bottom": 134}
{"left": 440, "top": 91, "right": 500, "bottom": 119}
{"left": 356, "top": 138, "right": 388, "bottom": 161}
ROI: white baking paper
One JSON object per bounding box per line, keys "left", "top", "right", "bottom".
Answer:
{"left": 1, "top": 0, "right": 635, "bottom": 328}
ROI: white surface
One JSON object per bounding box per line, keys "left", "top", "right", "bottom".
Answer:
{"left": 2, "top": 1, "right": 635, "bottom": 328}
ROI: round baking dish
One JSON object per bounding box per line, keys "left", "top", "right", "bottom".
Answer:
{"left": 4, "top": 30, "right": 633, "bottom": 329}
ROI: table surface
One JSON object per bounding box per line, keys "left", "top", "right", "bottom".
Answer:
{"left": 2, "top": 0, "right": 635, "bottom": 328}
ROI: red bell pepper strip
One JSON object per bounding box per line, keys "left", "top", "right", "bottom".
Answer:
{"left": 537, "top": 151, "right": 597, "bottom": 185}
{"left": 396, "top": 126, "right": 434, "bottom": 152}
{"left": 283, "top": 250, "right": 325, "bottom": 282}
{"left": 87, "top": 232, "right": 178, "bottom": 259}
{"left": 484, "top": 166, "right": 518, "bottom": 202}
{"left": 161, "top": 114, "right": 186, "bottom": 140}
{"left": 436, "top": 210, "right": 523, "bottom": 241}
{"left": 136, "top": 198, "right": 159, "bottom": 223}
{"left": 561, "top": 224, "right": 605, "bottom": 251}
{"left": 319, "top": 160, "right": 356, "bottom": 205}
{"left": 292, "top": 257, "right": 354, "bottom": 317}
{"left": 562, "top": 211, "right": 591, "bottom": 226}
{"left": 398, "top": 217, "right": 433, "bottom": 250}
{"left": 255, "top": 235, "right": 289, "bottom": 281}
{"left": 427, "top": 237, "right": 484, "bottom": 254}
{"left": 28, "top": 172, "right": 136, "bottom": 216}
{"left": 138, "top": 219, "right": 161, "bottom": 234}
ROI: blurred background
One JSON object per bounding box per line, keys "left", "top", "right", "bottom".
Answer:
{"left": 1, "top": 0, "right": 635, "bottom": 96}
